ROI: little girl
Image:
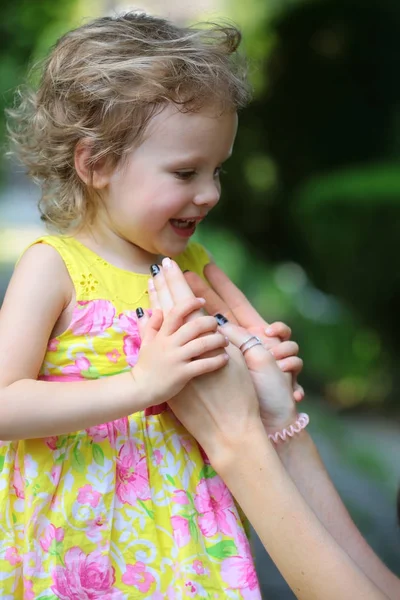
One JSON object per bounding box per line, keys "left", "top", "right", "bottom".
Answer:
{"left": 0, "top": 12, "right": 299, "bottom": 599}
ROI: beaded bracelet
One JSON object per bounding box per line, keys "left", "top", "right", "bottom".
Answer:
{"left": 267, "top": 413, "right": 310, "bottom": 444}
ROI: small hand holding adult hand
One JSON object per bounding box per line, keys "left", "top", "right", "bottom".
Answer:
{"left": 138, "top": 259, "right": 261, "bottom": 463}
{"left": 132, "top": 294, "right": 229, "bottom": 409}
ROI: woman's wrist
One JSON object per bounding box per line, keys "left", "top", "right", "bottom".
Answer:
{"left": 209, "top": 419, "right": 272, "bottom": 478}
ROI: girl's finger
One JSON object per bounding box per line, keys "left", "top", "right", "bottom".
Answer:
{"left": 160, "top": 297, "right": 206, "bottom": 336}
{"left": 162, "top": 259, "right": 203, "bottom": 322}
{"left": 137, "top": 308, "right": 163, "bottom": 347}
{"left": 181, "top": 332, "right": 229, "bottom": 360}
{"left": 276, "top": 356, "right": 303, "bottom": 376}
{"left": 172, "top": 315, "right": 219, "bottom": 346}
{"left": 150, "top": 264, "right": 174, "bottom": 315}
{"left": 269, "top": 341, "right": 299, "bottom": 360}
{"left": 185, "top": 352, "right": 229, "bottom": 378}
{"left": 148, "top": 278, "right": 161, "bottom": 310}
{"left": 265, "top": 321, "right": 292, "bottom": 341}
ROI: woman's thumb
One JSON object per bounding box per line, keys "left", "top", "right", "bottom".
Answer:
{"left": 137, "top": 308, "right": 163, "bottom": 346}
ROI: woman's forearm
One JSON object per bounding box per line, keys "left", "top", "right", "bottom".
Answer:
{"left": 214, "top": 426, "right": 389, "bottom": 600}
{"left": 272, "top": 430, "right": 400, "bottom": 600}
{"left": 0, "top": 373, "right": 142, "bottom": 440}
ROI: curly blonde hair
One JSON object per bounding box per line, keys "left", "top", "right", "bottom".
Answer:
{"left": 7, "top": 12, "right": 250, "bottom": 231}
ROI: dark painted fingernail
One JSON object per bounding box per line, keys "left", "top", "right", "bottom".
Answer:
{"left": 150, "top": 264, "right": 160, "bottom": 276}
{"left": 215, "top": 313, "right": 228, "bottom": 326}
{"left": 136, "top": 307, "right": 144, "bottom": 318}
{"left": 183, "top": 269, "right": 190, "bottom": 273}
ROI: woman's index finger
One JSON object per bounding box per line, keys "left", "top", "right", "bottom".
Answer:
{"left": 184, "top": 270, "right": 239, "bottom": 324}
{"left": 204, "top": 263, "right": 269, "bottom": 329}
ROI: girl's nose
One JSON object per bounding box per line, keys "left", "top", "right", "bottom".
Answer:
{"left": 193, "top": 183, "right": 221, "bottom": 209}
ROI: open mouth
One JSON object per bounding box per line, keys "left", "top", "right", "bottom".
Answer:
{"left": 169, "top": 218, "right": 199, "bottom": 238}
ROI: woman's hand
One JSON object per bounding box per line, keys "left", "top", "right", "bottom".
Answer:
{"left": 214, "top": 318, "right": 299, "bottom": 433}
{"left": 185, "top": 262, "right": 304, "bottom": 402}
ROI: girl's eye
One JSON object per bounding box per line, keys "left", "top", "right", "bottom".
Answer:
{"left": 174, "top": 171, "right": 195, "bottom": 180}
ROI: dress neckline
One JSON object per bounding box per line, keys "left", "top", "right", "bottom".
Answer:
{"left": 67, "top": 236, "right": 154, "bottom": 278}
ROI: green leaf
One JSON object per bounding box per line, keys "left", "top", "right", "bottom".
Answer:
{"left": 166, "top": 474, "right": 175, "bottom": 485}
{"left": 188, "top": 518, "right": 199, "bottom": 542}
{"left": 92, "top": 443, "right": 104, "bottom": 466}
{"left": 206, "top": 540, "right": 237, "bottom": 559}
{"left": 55, "top": 453, "right": 65, "bottom": 464}
{"left": 71, "top": 442, "right": 85, "bottom": 473}
{"left": 199, "top": 464, "right": 217, "bottom": 480}
{"left": 0, "top": 455, "right": 5, "bottom": 472}
{"left": 81, "top": 367, "right": 100, "bottom": 380}
{"left": 36, "top": 594, "right": 59, "bottom": 600}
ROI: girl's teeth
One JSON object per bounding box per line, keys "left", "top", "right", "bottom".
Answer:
{"left": 171, "top": 219, "right": 195, "bottom": 229}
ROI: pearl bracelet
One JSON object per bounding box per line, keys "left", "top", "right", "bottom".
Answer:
{"left": 267, "top": 413, "right": 310, "bottom": 444}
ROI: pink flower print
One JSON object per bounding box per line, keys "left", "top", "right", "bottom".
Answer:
{"left": 50, "top": 464, "right": 62, "bottom": 486}
{"left": 122, "top": 561, "right": 155, "bottom": 593}
{"left": 194, "top": 477, "right": 236, "bottom": 538}
{"left": 221, "top": 532, "right": 260, "bottom": 599}
{"left": 153, "top": 449, "right": 163, "bottom": 465}
{"left": 118, "top": 311, "right": 140, "bottom": 336}
{"left": 185, "top": 580, "right": 198, "bottom": 597}
{"left": 193, "top": 560, "right": 206, "bottom": 575}
{"left": 51, "top": 547, "right": 119, "bottom": 600}
{"left": 47, "top": 338, "right": 60, "bottom": 352}
{"left": 85, "top": 423, "right": 110, "bottom": 443}
{"left": 116, "top": 442, "right": 150, "bottom": 505}
{"left": 123, "top": 334, "right": 141, "bottom": 367}
{"left": 5, "top": 547, "right": 22, "bottom": 566}
{"left": 106, "top": 348, "right": 120, "bottom": 363}
{"left": 12, "top": 455, "right": 24, "bottom": 499}
{"left": 45, "top": 436, "right": 59, "bottom": 451}
{"left": 181, "top": 437, "right": 193, "bottom": 453}
{"left": 63, "top": 355, "right": 91, "bottom": 378}
{"left": 171, "top": 515, "right": 191, "bottom": 548}
{"left": 40, "top": 524, "right": 65, "bottom": 552}
{"left": 118, "top": 311, "right": 141, "bottom": 367}
{"left": 172, "top": 490, "right": 189, "bottom": 505}
{"left": 24, "top": 578, "right": 35, "bottom": 600}
{"left": 77, "top": 484, "right": 101, "bottom": 508}
{"left": 86, "top": 514, "right": 107, "bottom": 542}
{"left": 70, "top": 300, "right": 115, "bottom": 336}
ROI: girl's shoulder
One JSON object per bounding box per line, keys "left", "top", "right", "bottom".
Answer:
{"left": 175, "top": 241, "right": 211, "bottom": 280}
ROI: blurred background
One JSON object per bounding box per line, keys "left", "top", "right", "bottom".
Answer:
{"left": 1, "top": 0, "right": 400, "bottom": 597}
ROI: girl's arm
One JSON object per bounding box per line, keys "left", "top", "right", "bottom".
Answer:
{"left": 0, "top": 244, "right": 227, "bottom": 440}
{"left": 0, "top": 244, "right": 141, "bottom": 439}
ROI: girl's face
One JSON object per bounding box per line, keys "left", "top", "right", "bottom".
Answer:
{"left": 99, "top": 103, "right": 238, "bottom": 259}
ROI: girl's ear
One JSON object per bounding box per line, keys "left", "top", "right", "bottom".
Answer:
{"left": 74, "top": 139, "right": 111, "bottom": 189}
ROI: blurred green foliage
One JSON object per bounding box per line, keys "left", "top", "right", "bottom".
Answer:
{"left": 0, "top": 0, "right": 88, "bottom": 155}
{"left": 212, "top": 0, "right": 400, "bottom": 411}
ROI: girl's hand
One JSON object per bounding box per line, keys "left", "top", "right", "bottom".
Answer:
{"left": 214, "top": 318, "right": 299, "bottom": 433}
{"left": 132, "top": 295, "right": 229, "bottom": 408}
{"left": 139, "top": 259, "right": 261, "bottom": 463}
{"left": 185, "top": 263, "right": 304, "bottom": 401}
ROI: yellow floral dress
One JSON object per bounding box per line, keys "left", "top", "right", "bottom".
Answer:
{"left": 0, "top": 236, "right": 261, "bottom": 600}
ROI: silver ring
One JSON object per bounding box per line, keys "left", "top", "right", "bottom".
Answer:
{"left": 239, "top": 335, "right": 263, "bottom": 355}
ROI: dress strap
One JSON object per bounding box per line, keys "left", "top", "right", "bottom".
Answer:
{"left": 22, "top": 235, "right": 104, "bottom": 302}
